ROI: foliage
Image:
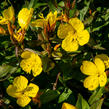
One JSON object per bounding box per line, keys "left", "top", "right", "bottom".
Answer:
{"left": 0, "top": 0, "right": 109, "bottom": 109}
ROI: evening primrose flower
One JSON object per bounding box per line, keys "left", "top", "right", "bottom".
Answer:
{"left": 0, "top": 6, "right": 15, "bottom": 24}
{"left": 95, "top": 54, "right": 109, "bottom": 69}
{"left": 20, "top": 50, "right": 42, "bottom": 77}
{"left": 61, "top": 103, "right": 77, "bottom": 109}
{"left": 0, "top": 26, "right": 6, "bottom": 35}
{"left": 18, "top": 8, "right": 34, "bottom": 29}
{"left": 58, "top": 18, "right": 90, "bottom": 52}
{"left": 80, "top": 58, "right": 107, "bottom": 90}
{"left": 31, "top": 11, "right": 57, "bottom": 29}
{"left": 6, "top": 75, "right": 39, "bottom": 107}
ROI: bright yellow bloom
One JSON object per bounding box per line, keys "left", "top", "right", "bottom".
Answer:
{"left": 31, "top": 11, "right": 57, "bottom": 28}
{"left": 61, "top": 103, "right": 77, "bottom": 109}
{"left": 6, "top": 75, "right": 39, "bottom": 107}
{"left": 80, "top": 58, "right": 107, "bottom": 90}
{"left": 18, "top": 8, "right": 34, "bottom": 29}
{"left": 95, "top": 54, "right": 109, "bottom": 69}
{"left": 20, "top": 50, "right": 42, "bottom": 77}
{"left": 58, "top": 18, "right": 90, "bottom": 52}
{"left": 0, "top": 6, "right": 15, "bottom": 24}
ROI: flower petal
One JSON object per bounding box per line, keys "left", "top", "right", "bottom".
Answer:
{"left": 62, "top": 33, "right": 79, "bottom": 52}
{"left": 84, "top": 76, "right": 99, "bottom": 90}
{"left": 69, "top": 18, "right": 84, "bottom": 32}
{"left": 80, "top": 61, "right": 98, "bottom": 75}
{"left": 18, "top": 8, "right": 33, "bottom": 29}
{"left": 57, "top": 23, "right": 74, "bottom": 39}
{"left": 17, "top": 95, "right": 31, "bottom": 107}
{"left": 6, "top": 85, "right": 22, "bottom": 98}
{"left": 13, "top": 76, "right": 28, "bottom": 92}
{"left": 61, "top": 102, "right": 77, "bottom": 109}
{"left": 77, "top": 29, "right": 90, "bottom": 46}
{"left": 95, "top": 54, "right": 109, "bottom": 69}
{"left": 3, "top": 6, "right": 14, "bottom": 22}
{"left": 94, "top": 58, "right": 105, "bottom": 74}
{"left": 24, "top": 83, "right": 39, "bottom": 97}
{"left": 99, "top": 72, "right": 107, "bottom": 87}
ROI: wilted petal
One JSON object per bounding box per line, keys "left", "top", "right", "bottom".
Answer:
{"left": 3, "top": 6, "right": 14, "bottom": 22}
{"left": 31, "top": 19, "right": 46, "bottom": 28}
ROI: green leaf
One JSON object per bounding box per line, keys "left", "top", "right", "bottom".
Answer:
{"left": 0, "top": 64, "right": 17, "bottom": 81}
{"left": 28, "top": 0, "right": 35, "bottom": 8}
{"left": 58, "top": 88, "right": 72, "bottom": 103}
{"left": 88, "top": 87, "right": 104, "bottom": 105}
{"left": 40, "top": 89, "right": 60, "bottom": 104}
{"left": 90, "top": 98, "right": 104, "bottom": 109}
{"left": 76, "top": 94, "right": 90, "bottom": 109}
{"left": 79, "top": 0, "right": 91, "bottom": 21}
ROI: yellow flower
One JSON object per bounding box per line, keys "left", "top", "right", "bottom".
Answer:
{"left": 20, "top": 50, "right": 42, "bottom": 77}
{"left": 58, "top": 18, "right": 90, "bottom": 52}
{"left": 18, "top": 8, "right": 34, "bottom": 29}
{"left": 0, "top": 6, "right": 15, "bottom": 24}
{"left": 80, "top": 58, "right": 107, "bottom": 90}
{"left": 61, "top": 103, "right": 77, "bottom": 109}
{"left": 31, "top": 11, "right": 57, "bottom": 28}
{"left": 6, "top": 75, "right": 39, "bottom": 107}
{"left": 95, "top": 54, "right": 109, "bottom": 69}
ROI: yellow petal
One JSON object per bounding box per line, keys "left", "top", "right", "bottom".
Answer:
{"left": 6, "top": 85, "right": 22, "bottom": 98}
{"left": 69, "top": 17, "right": 84, "bottom": 32}
{"left": 31, "top": 19, "right": 47, "bottom": 28}
{"left": 3, "top": 6, "right": 14, "bottom": 22}
{"left": 0, "top": 16, "right": 8, "bottom": 24}
{"left": 24, "top": 83, "right": 39, "bottom": 97}
{"left": 20, "top": 59, "right": 33, "bottom": 73}
{"left": 13, "top": 76, "right": 28, "bottom": 92}
{"left": 21, "top": 50, "right": 34, "bottom": 59}
{"left": 84, "top": 76, "right": 99, "bottom": 90}
{"left": 17, "top": 95, "right": 31, "bottom": 107}
{"left": 99, "top": 72, "right": 107, "bottom": 87}
{"left": 46, "top": 11, "right": 57, "bottom": 27}
{"left": 77, "top": 29, "right": 90, "bottom": 46}
{"left": 18, "top": 8, "right": 33, "bottom": 29}
{"left": 61, "top": 103, "right": 77, "bottom": 109}
{"left": 62, "top": 33, "right": 79, "bottom": 52}
{"left": 57, "top": 23, "right": 74, "bottom": 39}
{"left": 94, "top": 58, "right": 105, "bottom": 74}
{"left": 80, "top": 61, "right": 98, "bottom": 75}
{"left": 32, "top": 64, "right": 42, "bottom": 77}
{"left": 95, "top": 54, "right": 109, "bottom": 69}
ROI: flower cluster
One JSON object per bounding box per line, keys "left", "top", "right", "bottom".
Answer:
{"left": 80, "top": 57, "right": 107, "bottom": 90}
{"left": 58, "top": 18, "right": 90, "bottom": 52}
{"left": 7, "top": 75, "right": 39, "bottom": 107}
{"left": 20, "top": 50, "right": 42, "bottom": 77}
